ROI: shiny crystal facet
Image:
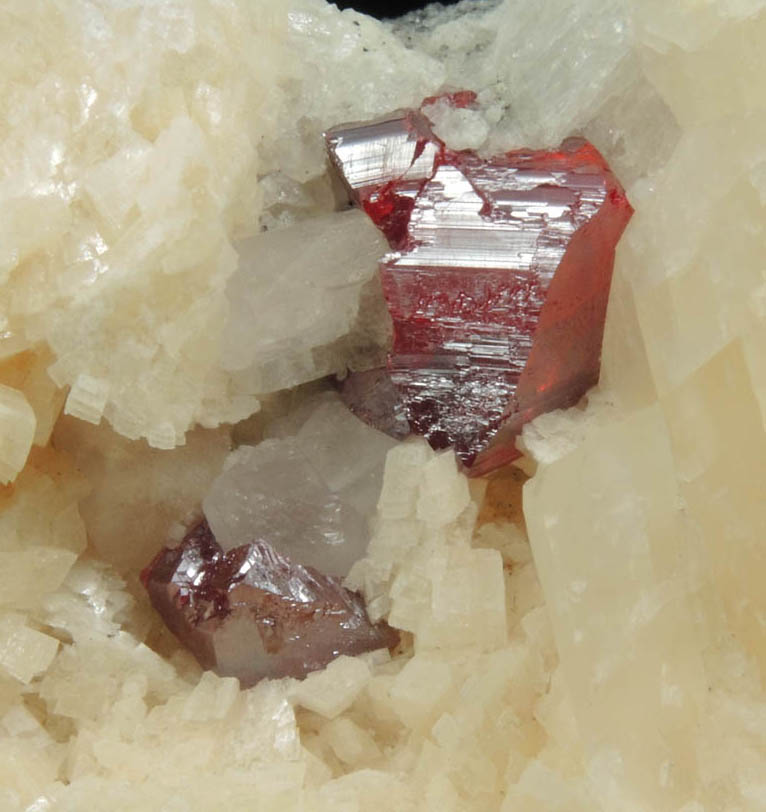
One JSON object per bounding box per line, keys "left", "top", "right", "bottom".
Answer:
{"left": 326, "top": 102, "right": 633, "bottom": 474}
{"left": 141, "top": 520, "right": 398, "bottom": 687}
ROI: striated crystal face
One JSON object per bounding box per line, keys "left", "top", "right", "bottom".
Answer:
{"left": 326, "top": 99, "right": 633, "bottom": 474}
{"left": 141, "top": 519, "right": 398, "bottom": 687}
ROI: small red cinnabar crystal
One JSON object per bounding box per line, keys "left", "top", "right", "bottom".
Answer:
{"left": 326, "top": 98, "right": 633, "bottom": 475}
{"left": 141, "top": 520, "right": 398, "bottom": 686}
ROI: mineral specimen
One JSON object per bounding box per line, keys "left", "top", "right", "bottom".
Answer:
{"left": 141, "top": 519, "right": 398, "bottom": 686}
{"left": 141, "top": 394, "right": 398, "bottom": 683}
{"left": 5, "top": 0, "right": 766, "bottom": 808}
{"left": 326, "top": 103, "right": 633, "bottom": 474}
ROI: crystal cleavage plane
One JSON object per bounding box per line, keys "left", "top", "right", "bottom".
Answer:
{"left": 326, "top": 95, "right": 633, "bottom": 475}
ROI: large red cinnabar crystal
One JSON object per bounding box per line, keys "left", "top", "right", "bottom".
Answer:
{"left": 141, "top": 520, "right": 399, "bottom": 686}
{"left": 326, "top": 99, "right": 633, "bottom": 475}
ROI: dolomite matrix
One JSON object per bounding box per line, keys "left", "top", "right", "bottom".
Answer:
{"left": 327, "top": 99, "right": 633, "bottom": 474}
{"left": 0, "top": 0, "right": 764, "bottom": 810}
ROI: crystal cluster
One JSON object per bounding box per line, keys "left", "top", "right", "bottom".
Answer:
{"left": 144, "top": 394, "right": 398, "bottom": 683}
{"left": 326, "top": 100, "right": 633, "bottom": 473}
{"left": 142, "top": 519, "right": 398, "bottom": 686}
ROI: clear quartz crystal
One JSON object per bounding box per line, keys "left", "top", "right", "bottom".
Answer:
{"left": 223, "top": 210, "right": 390, "bottom": 395}
{"left": 203, "top": 394, "right": 397, "bottom": 577}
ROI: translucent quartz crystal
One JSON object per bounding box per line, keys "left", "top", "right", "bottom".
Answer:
{"left": 326, "top": 102, "right": 633, "bottom": 474}
{"left": 203, "top": 395, "right": 397, "bottom": 577}
{"left": 222, "top": 210, "right": 390, "bottom": 395}
{"left": 141, "top": 519, "right": 398, "bottom": 686}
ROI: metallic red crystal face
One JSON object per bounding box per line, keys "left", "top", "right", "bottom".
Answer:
{"left": 326, "top": 100, "right": 633, "bottom": 475}
{"left": 141, "top": 520, "right": 398, "bottom": 687}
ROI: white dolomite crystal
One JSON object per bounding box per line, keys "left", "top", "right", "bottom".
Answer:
{"left": 0, "top": 0, "right": 763, "bottom": 810}
{"left": 0, "top": 346, "right": 65, "bottom": 448}
{"left": 291, "top": 655, "right": 372, "bottom": 720}
{"left": 0, "top": 615, "right": 59, "bottom": 685}
{"left": 347, "top": 440, "right": 507, "bottom": 655}
{"left": 0, "top": 384, "right": 35, "bottom": 484}
{"left": 64, "top": 373, "right": 109, "bottom": 425}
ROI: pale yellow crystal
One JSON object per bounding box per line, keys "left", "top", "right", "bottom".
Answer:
{"left": 181, "top": 671, "right": 240, "bottom": 722}
{"left": 0, "top": 548, "right": 77, "bottom": 609}
{"left": 0, "top": 347, "right": 66, "bottom": 447}
{"left": 348, "top": 441, "right": 506, "bottom": 655}
{"left": 0, "top": 384, "right": 35, "bottom": 485}
{"left": 291, "top": 656, "right": 371, "bottom": 720}
{"left": 662, "top": 343, "right": 766, "bottom": 678}
{"left": 323, "top": 717, "right": 382, "bottom": 767}
{"left": 524, "top": 405, "right": 707, "bottom": 808}
{"left": 0, "top": 615, "right": 59, "bottom": 685}
{"left": 516, "top": 6, "right": 766, "bottom": 797}
{"left": 0, "top": 448, "right": 88, "bottom": 556}
{"left": 389, "top": 654, "right": 454, "bottom": 731}
{"left": 64, "top": 373, "right": 109, "bottom": 425}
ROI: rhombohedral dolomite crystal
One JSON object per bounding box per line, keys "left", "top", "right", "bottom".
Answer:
{"left": 141, "top": 519, "right": 398, "bottom": 686}
{"left": 327, "top": 98, "right": 633, "bottom": 474}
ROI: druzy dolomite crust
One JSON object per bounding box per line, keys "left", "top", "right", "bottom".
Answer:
{"left": 326, "top": 99, "right": 633, "bottom": 474}
{"left": 141, "top": 520, "right": 399, "bottom": 686}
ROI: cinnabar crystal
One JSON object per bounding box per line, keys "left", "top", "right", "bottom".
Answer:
{"left": 141, "top": 520, "right": 398, "bottom": 686}
{"left": 326, "top": 100, "right": 633, "bottom": 474}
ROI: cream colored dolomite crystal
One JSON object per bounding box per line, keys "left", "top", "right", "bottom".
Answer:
{"left": 0, "top": 384, "right": 35, "bottom": 484}
{"left": 0, "top": 0, "right": 764, "bottom": 809}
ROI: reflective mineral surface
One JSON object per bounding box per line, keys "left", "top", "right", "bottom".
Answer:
{"left": 141, "top": 519, "right": 399, "bottom": 686}
{"left": 327, "top": 102, "right": 633, "bottom": 472}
